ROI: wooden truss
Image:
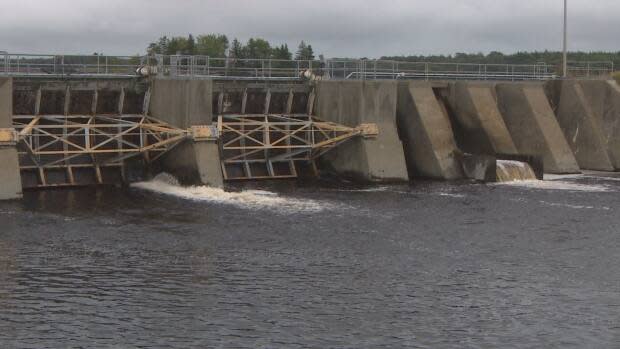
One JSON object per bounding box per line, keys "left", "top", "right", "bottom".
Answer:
{"left": 218, "top": 114, "right": 378, "bottom": 180}
{"left": 13, "top": 114, "right": 189, "bottom": 187}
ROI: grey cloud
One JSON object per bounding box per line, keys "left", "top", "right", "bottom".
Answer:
{"left": 0, "top": 0, "right": 618, "bottom": 57}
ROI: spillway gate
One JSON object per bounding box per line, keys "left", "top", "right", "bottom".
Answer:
{"left": 218, "top": 114, "right": 378, "bottom": 180}
{"left": 8, "top": 113, "right": 375, "bottom": 188}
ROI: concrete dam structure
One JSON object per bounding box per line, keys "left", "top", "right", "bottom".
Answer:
{"left": 1, "top": 60, "right": 619, "bottom": 200}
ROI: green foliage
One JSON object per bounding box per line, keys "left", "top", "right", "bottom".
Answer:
{"left": 245, "top": 38, "right": 272, "bottom": 59}
{"left": 195, "top": 34, "right": 229, "bottom": 57}
{"left": 295, "top": 41, "right": 315, "bottom": 61}
{"left": 148, "top": 34, "right": 315, "bottom": 61}
{"left": 380, "top": 50, "right": 620, "bottom": 68}
{"left": 272, "top": 44, "right": 292, "bottom": 60}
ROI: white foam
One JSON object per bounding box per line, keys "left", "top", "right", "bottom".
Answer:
{"left": 543, "top": 173, "right": 584, "bottom": 180}
{"left": 132, "top": 174, "right": 331, "bottom": 213}
{"left": 495, "top": 180, "right": 610, "bottom": 192}
{"left": 539, "top": 200, "right": 611, "bottom": 210}
{"left": 329, "top": 186, "right": 391, "bottom": 193}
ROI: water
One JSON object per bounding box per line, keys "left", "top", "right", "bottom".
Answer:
{"left": 496, "top": 160, "right": 537, "bottom": 182}
{"left": 1, "top": 173, "right": 620, "bottom": 348}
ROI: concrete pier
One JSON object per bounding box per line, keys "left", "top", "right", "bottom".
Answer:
{"left": 316, "top": 80, "right": 409, "bottom": 182}
{"left": 149, "top": 79, "right": 224, "bottom": 187}
{"left": 0, "top": 78, "right": 22, "bottom": 200}
{"left": 449, "top": 82, "right": 518, "bottom": 155}
{"left": 579, "top": 80, "right": 620, "bottom": 170}
{"left": 396, "top": 82, "right": 463, "bottom": 180}
{"left": 496, "top": 83, "right": 580, "bottom": 174}
{"left": 550, "top": 80, "right": 614, "bottom": 171}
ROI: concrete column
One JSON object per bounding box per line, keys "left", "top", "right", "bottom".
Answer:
{"left": 552, "top": 80, "right": 614, "bottom": 171}
{"left": 149, "top": 78, "right": 224, "bottom": 187}
{"left": 0, "top": 78, "right": 23, "bottom": 200}
{"left": 316, "top": 80, "right": 408, "bottom": 182}
{"left": 396, "top": 81, "right": 463, "bottom": 180}
{"left": 496, "top": 83, "right": 580, "bottom": 174}
{"left": 450, "top": 82, "right": 517, "bottom": 156}
{"left": 578, "top": 80, "right": 620, "bottom": 170}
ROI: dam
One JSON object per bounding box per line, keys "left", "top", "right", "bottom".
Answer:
{"left": 0, "top": 53, "right": 618, "bottom": 199}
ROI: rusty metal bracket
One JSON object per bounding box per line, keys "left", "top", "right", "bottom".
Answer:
{"left": 191, "top": 125, "right": 219, "bottom": 141}
{"left": 357, "top": 123, "right": 379, "bottom": 138}
{"left": 0, "top": 128, "right": 17, "bottom": 145}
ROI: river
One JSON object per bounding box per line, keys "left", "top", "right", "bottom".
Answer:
{"left": 1, "top": 173, "right": 619, "bottom": 348}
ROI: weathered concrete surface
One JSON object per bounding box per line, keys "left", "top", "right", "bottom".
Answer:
{"left": 551, "top": 80, "right": 614, "bottom": 171}
{"left": 150, "top": 79, "right": 213, "bottom": 128}
{"left": 579, "top": 80, "right": 620, "bottom": 169}
{"left": 459, "top": 154, "right": 495, "bottom": 182}
{"left": 396, "top": 81, "right": 463, "bottom": 179}
{"left": 0, "top": 78, "right": 22, "bottom": 200}
{"left": 150, "top": 78, "right": 224, "bottom": 187}
{"left": 316, "top": 80, "right": 408, "bottom": 182}
{"left": 449, "top": 82, "right": 518, "bottom": 155}
{"left": 496, "top": 83, "right": 580, "bottom": 174}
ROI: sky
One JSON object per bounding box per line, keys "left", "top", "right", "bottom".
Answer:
{"left": 0, "top": 0, "right": 619, "bottom": 58}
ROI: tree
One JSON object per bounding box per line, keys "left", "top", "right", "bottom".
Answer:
{"left": 186, "top": 34, "right": 195, "bottom": 55}
{"left": 295, "top": 41, "right": 315, "bottom": 60}
{"left": 196, "top": 34, "right": 229, "bottom": 57}
{"left": 229, "top": 38, "right": 245, "bottom": 59}
{"left": 245, "top": 38, "right": 272, "bottom": 59}
{"left": 272, "top": 44, "right": 292, "bottom": 60}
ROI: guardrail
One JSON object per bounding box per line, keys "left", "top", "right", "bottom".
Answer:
{"left": 0, "top": 52, "right": 614, "bottom": 81}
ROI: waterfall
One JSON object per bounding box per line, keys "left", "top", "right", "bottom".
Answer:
{"left": 496, "top": 160, "right": 537, "bottom": 182}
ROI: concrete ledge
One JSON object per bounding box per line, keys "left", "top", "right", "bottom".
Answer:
{"left": 496, "top": 83, "right": 580, "bottom": 174}
{"left": 396, "top": 81, "right": 463, "bottom": 180}
{"left": 317, "top": 80, "right": 409, "bottom": 182}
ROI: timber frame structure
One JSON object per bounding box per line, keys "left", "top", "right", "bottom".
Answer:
{"left": 13, "top": 114, "right": 190, "bottom": 188}
{"left": 217, "top": 113, "right": 378, "bottom": 180}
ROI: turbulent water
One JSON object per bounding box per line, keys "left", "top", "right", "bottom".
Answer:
{"left": 496, "top": 160, "right": 538, "bottom": 182}
{"left": 1, "top": 173, "right": 620, "bottom": 348}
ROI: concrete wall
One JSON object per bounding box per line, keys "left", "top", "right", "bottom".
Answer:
{"left": 449, "top": 82, "right": 518, "bottom": 155}
{"left": 496, "top": 83, "right": 580, "bottom": 174}
{"left": 316, "top": 80, "right": 409, "bottom": 182}
{"left": 150, "top": 78, "right": 223, "bottom": 187}
{"left": 0, "top": 78, "right": 22, "bottom": 200}
{"left": 550, "top": 80, "right": 614, "bottom": 171}
{"left": 579, "top": 80, "right": 620, "bottom": 169}
{"left": 396, "top": 81, "right": 463, "bottom": 180}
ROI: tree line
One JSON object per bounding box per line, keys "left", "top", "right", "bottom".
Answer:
{"left": 147, "top": 34, "right": 316, "bottom": 61}
{"left": 380, "top": 51, "right": 620, "bottom": 68}
{"left": 146, "top": 34, "right": 620, "bottom": 70}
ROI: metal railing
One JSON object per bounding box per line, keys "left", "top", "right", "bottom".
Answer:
{"left": 0, "top": 52, "right": 615, "bottom": 81}
{"left": 0, "top": 53, "right": 145, "bottom": 77}
{"left": 565, "top": 60, "right": 614, "bottom": 78}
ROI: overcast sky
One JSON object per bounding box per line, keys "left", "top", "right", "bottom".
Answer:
{"left": 1, "top": 0, "right": 619, "bottom": 58}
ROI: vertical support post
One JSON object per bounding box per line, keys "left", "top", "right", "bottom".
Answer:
{"left": 241, "top": 88, "right": 248, "bottom": 115}
{"left": 307, "top": 89, "right": 316, "bottom": 115}
{"left": 117, "top": 88, "right": 125, "bottom": 115}
{"left": 63, "top": 85, "right": 71, "bottom": 116}
{"left": 92, "top": 88, "right": 99, "bottom": 115}
{"left": 563, "top": 0, "right": 568, "bottom": 78}
{"left": 286, "top": 89, "right": 294, "bottom": 114}
{"left": 34, "top": 87, "right": 41, "bottom": 116}
{"left": 142, "top": 87, "right": 151, "bottom": 115}
{"left": 217, "top": 92, "right": 224, "bottom": 115}
{"left": 264, "top": 89, "right": 271, "bottom": 115}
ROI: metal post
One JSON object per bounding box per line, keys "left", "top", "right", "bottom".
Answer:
{"left": 563, "top": 0, "right": 568, "bottom": 78}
